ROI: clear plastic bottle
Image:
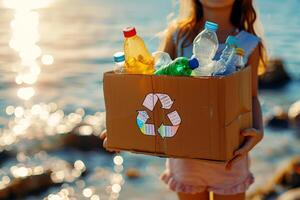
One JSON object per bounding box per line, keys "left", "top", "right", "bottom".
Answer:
{"left": 155, "top": 57, "right": 199, "bottom": 76}
{"left": 213, "top": 36, "right": 237, "bottom": 74}
{"left": 235, "top": 48, "right": 245, "bottom": 71}
{"left": 220, "top": 36, "right": 237, "bottom": 61}
{"left": 123, "top": 27, "right": 155, "bottom": 74}
{"left": 152, "top": 51, "right": 172, "bottom": 70}
{"left": 213, "top": 48, "right": 245, "bottom": 76}
{"left": 193, "top": 21, "right": 219, "bottom": 67}
{"left": 225, "top": 48, "right": 245, "bottom": 73}
{"left": 192, "top": 61, "right": 214, "bottom": 76}
{"left": 113, "top": 52, "right": 125, "bottom": 74}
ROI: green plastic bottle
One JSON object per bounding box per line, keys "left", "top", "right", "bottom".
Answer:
{"left": 155, "top": 57, "right": 199, "bottom": 76}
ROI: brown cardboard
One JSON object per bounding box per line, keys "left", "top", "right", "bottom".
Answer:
{"left": 103, "top": 66, "right": 252, "bottom": 162}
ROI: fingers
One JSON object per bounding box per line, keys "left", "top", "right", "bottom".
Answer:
{"left": 160, "top": 172, "right": 168, "bottom": 181}
{"left": 103, "top": 138, "right": 120, "bottom": 153}
{"left": 103, "top": 138, "right": 113, "bottom": 152}
{"left": 234, "top": 137, "right": 256, "bottom": 156}
{"left": 241, "top": 128, "right": 263, "bottom": 141}
{"left": 100, "top": 130, "right": 107, "bottom": 140}
{"left": 235, "top": 128, "right": 263, "bottom": 156}
{"left": 226, "top": 154, "right": 243, "bottom": 171}
{"left": 100, "top": 130, "right": 109, "bottom": 150}
{"left": 99, "top": 130, "right": 120, "bottom": 153}
{"left": 241, "top": 129, "right": 257, "bottom": 137}
{"left": 103, "top": 138, "right": 107, "bottom": 149}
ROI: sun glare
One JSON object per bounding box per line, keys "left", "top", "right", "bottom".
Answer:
{"left": 7, "top": 0, "right": 56, "bottom": 101}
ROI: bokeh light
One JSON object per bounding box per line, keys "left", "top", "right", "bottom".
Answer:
{"left": 111, "top": 183, "right": 121, "bottom": 193}
{"left": 17, "top": 87, "right": 35, "bottom": 100}
{"left": 6, "top": 106, "right": 15, "bottom": 115}
{"left": 42, "top": 54, "right": 54, "bottom": 65}
{"left": 82, "top": 187, "right": 93, "bottom": 198}
{"left": 113, "top": 155, "right": 123, "bottom": 166}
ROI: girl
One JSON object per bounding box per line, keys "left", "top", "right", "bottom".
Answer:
{"left": 159, "top": 0, "right": 265, "bottom": 200}
{"left": 101, "top": 0, "right": 266, "bottom": 199}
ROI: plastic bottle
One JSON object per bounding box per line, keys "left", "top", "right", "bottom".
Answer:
{"left": 192, "top": 61, "right": 215, "bottom": 76}
{"left": 155, "top": 57, "right": 199, "bottom": 76}
{"left": 152, "top": 51, "right": 172, "bottom": 70}
{"left": 212, "top": 36, "right": 237, "bottom": 74}
{"left": 220, "top": 36, "right": 237, "bottom": 61}
{"left": 235, "top": 48, "right": 245, "bottom": 71}
{"left": 123, "top": 27, "right": 155, "bottom": 74}
{"left": 193, "top": 21, "right": 219, "bottom": 67}
{"left": 213, "top": 48, "right": 245, "bottom": 76}
{"left": 225, "top": 48, "right": 245, "bottom": 73}
{"left": 113, "top": 52, "right": 125, "bottom": 74}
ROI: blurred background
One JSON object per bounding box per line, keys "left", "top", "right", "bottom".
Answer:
{"left": 0, "top": 0, "right": 300, "bottom": 199}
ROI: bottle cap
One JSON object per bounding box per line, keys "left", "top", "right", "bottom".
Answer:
{"left": 236, "top": 48, "right": 245, "bottom": 56}
{"left": 123, "top": 27, "right": 137, "bottom": 38}
{"left": 226, "top": 36, "right": 237, "bottom": 46}
{"left": 113, "top": 52, "right": 125, "bottom": 62}
{"left": 188, "top": 57, "right": 199, "bottom": 70}
{"left": 205, "top": 21, "right": 219, "bottom": 32}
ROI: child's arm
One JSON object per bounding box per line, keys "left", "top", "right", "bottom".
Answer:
{"left": 226, "top": 46, "right": 264, "bottom": 170}
{"left": 249, "top": 46, "right": 264, "bottom": 134}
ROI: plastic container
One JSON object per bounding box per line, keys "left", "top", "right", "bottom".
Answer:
{"left": 113, "top": 52, "right": 125, "bottom": 74}
{"left": 152, "top": 51, "right": 172, "bottom": 70}
{"left": 123, "top": 27, "right": 155, "bottom": 74}
{"left": 235, "top": 48, "right": 246, "bottom": 71}
{"left": 155, "top": 57, "right": 199, "bottom": 76}
{"left": 220, "top": 36, "right": 237, "bottom": 61}
{"left": 212, "top": 36, "right": 237, "bottom": 75}
{"left": 193, "top": 21, "right": 219, "bottom": 67}
{"left": 192, "top": 61, "right": 215, "bottom": 76}
{"left": 214, "top": 48, "right": 245, "bottom": 76}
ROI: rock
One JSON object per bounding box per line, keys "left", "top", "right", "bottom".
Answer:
{"left": 278, "top": 188, "right": 300, "bottom": 200}
{"left": 248, "top": 157, "right": 300, "bottom": 200}
{"left": 259, "top": 58, "right": 291, "bottom": 89}
{"left": 10, "top": 172, "right": 55, "bottom": 198}
{"left": 0, "top": 150, "right": 14, "bottom": 166}
{"left": 270, "top": 157, "right": 300, "bottom": 190}
{"left": 62, "top": 123, "right": 111, "bottom": 153}
{"left": 288, "top": 100, "right": 300, "bottom": 130}
{"left": 266, "top": 106, "right": 289, "bottom": 129}
{"left": 0, "top": 159, "right": 86, "bottom": 199}
{"left": 63, "top": 132, "right": 103, "bottom": 152}
{"left": 125, "top": 168, "right": 141, "bottom": 179}
{"left": 0, "top": 170, "right": 59, "bottom": 199}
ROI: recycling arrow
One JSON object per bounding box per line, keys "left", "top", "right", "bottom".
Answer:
{"left": 157, "top": 111, "right": 181, "bottom": 138}
{"left": 136, "top": 110, "right": 155, "bottom": 136}
{"left": 136, "top": 93, "right": 181, "bottom": 137}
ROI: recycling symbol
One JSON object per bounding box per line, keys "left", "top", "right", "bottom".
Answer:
{"left": 136, "top": 93, "right": 181, "bottom": 138}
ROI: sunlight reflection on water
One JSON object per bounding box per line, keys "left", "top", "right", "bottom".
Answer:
{"left": 7, "top": 0, "right": 55, "bottom": 101}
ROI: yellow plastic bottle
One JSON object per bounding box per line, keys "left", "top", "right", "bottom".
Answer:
{"left": 123, "top": 27, "right": 154, "bottom": 74}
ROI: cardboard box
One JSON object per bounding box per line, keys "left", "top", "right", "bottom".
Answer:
{"left": 103, "top": 66, "right": 252, "bottom": 162}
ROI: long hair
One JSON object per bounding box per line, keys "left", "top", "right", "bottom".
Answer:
{"left": 161, "top": 0, "right": 267, "bottom": 73}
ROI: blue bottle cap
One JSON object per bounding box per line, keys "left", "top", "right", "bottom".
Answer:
{"left": 113, "top": 52, "right": 125, "bottom": 62}
{"left": 188, "top": 57, "right": 199, "bottom": 70}
{"left": 205, "top": 21, "right": 219, "bottom": 32}
{"left": 225, "top": 36, "right": 237, "bottom": 46}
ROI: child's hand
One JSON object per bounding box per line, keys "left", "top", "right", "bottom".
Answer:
{"left": 100, "top": 130, "right": 108, "bottom": 149}
{"left": 226, "top": 128, "right": 263, "bottom": 170}
{"left": 100, "top": 130, "right": 120, "bottom": 153}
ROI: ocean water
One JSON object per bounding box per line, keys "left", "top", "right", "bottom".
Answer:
{"left": 0, "top": 0, "right": 300, "bottom": 199}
